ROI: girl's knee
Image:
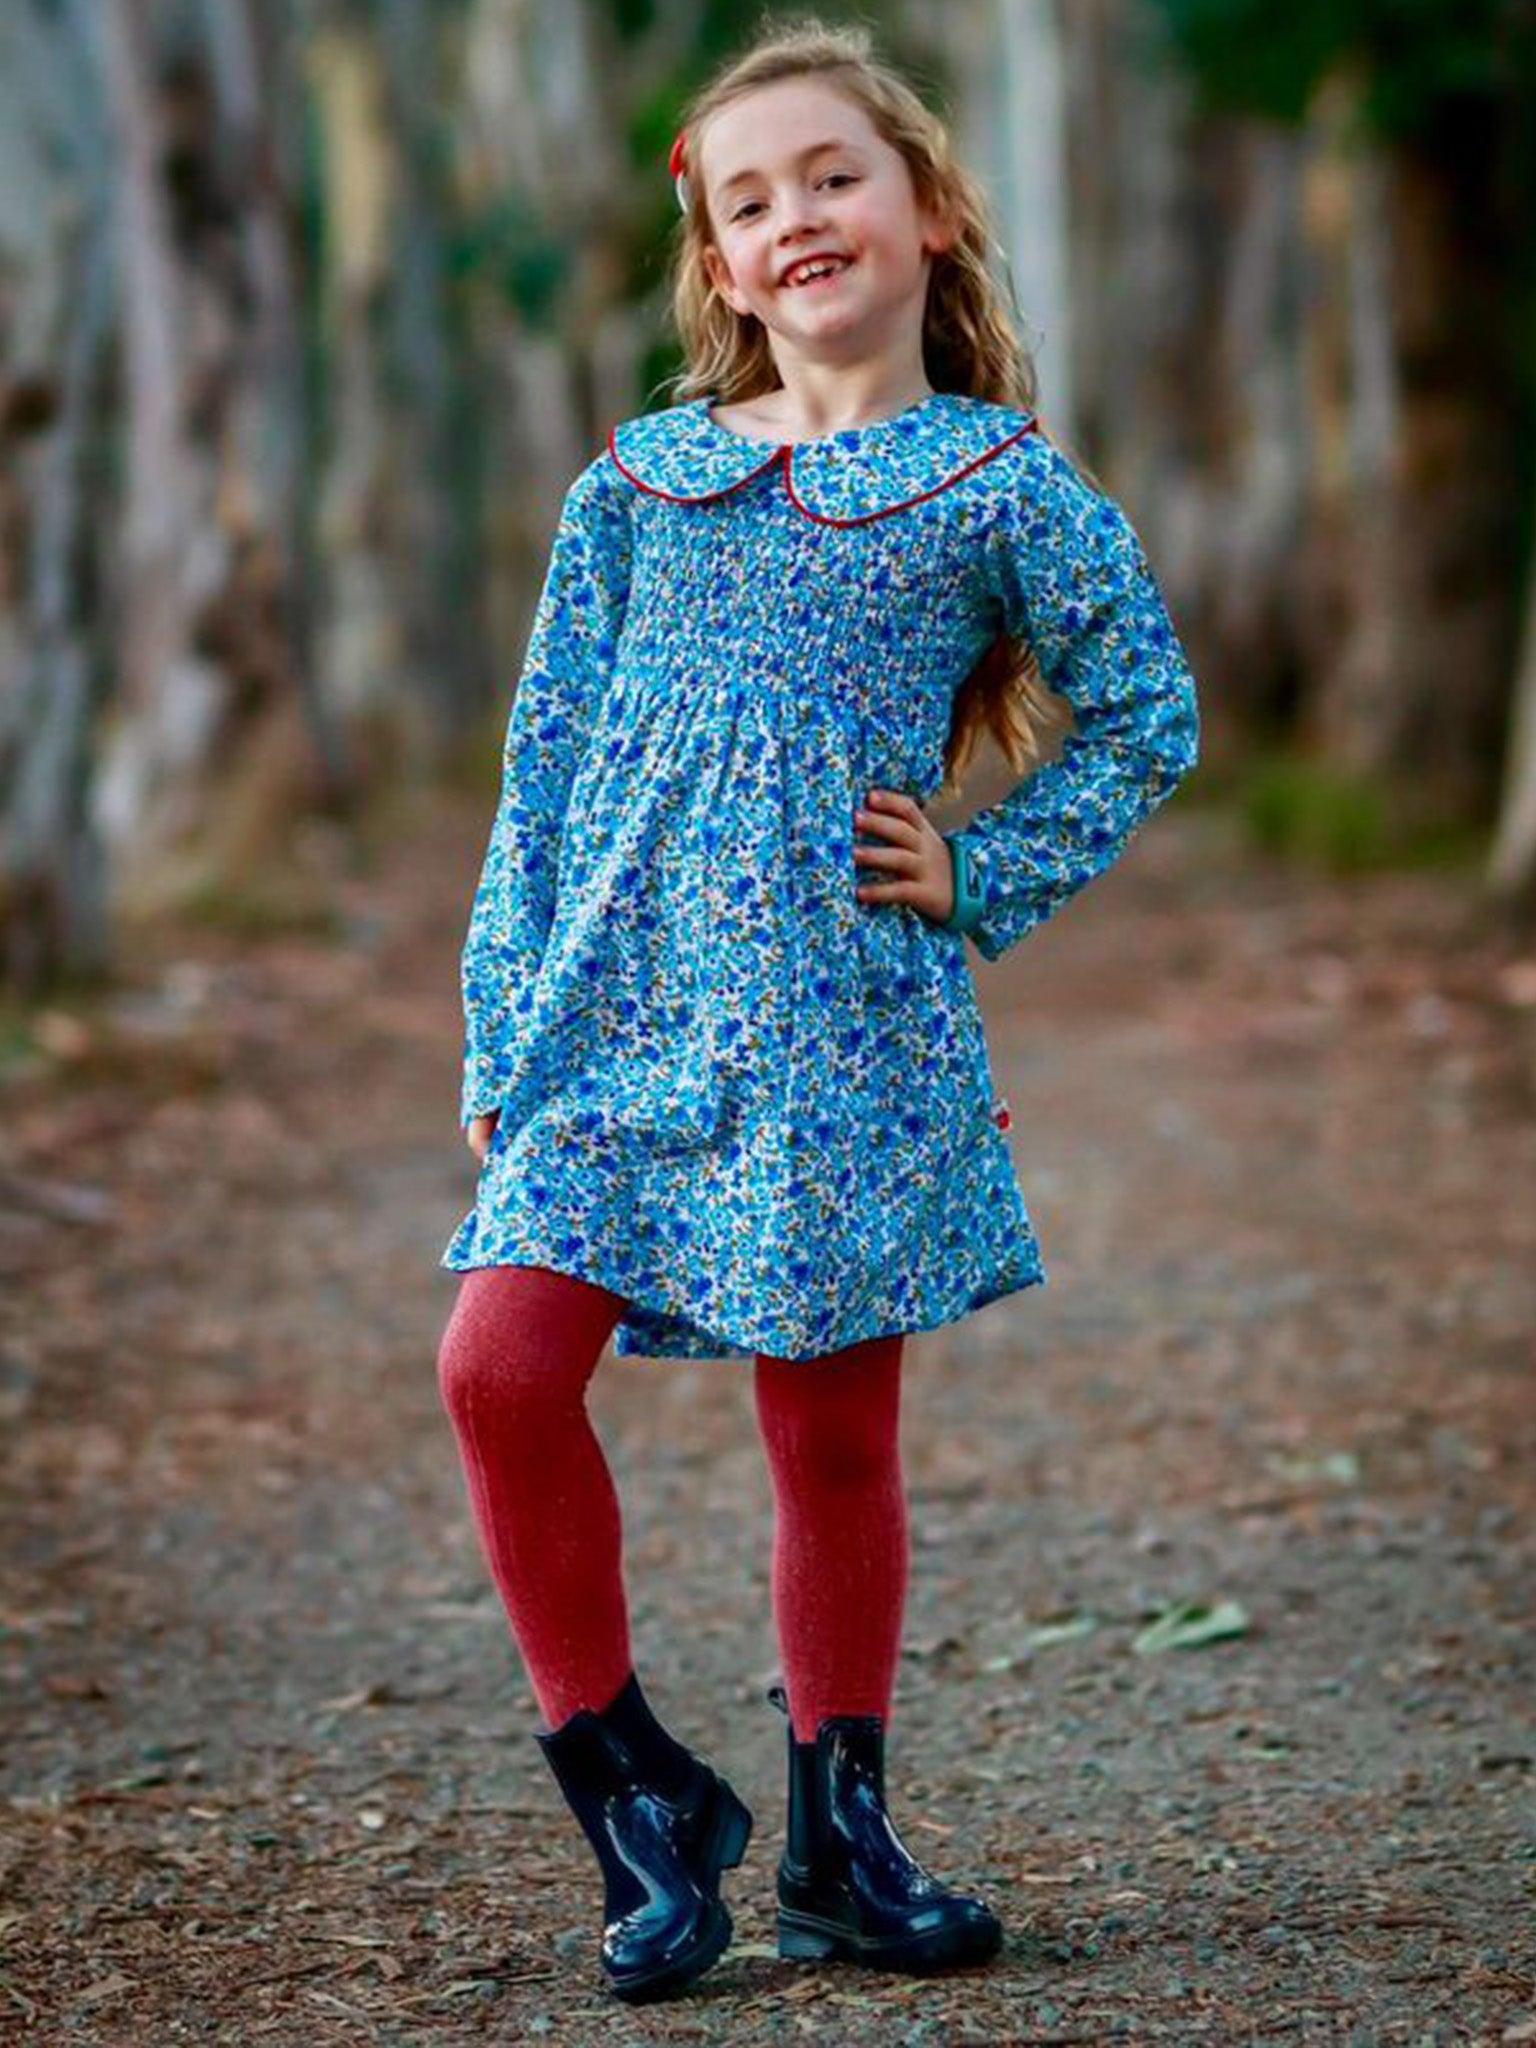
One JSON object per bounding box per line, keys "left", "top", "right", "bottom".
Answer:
{"left": 435, "top": 1305, "right": 486, "bottom": 1426}
{"left": 437, "top": 1273, "right": 527, "bottom": 1423}
{"left": 773, "top": 1426, "right": 898, "bottom": 1497}
{"left": 436, "top": 1267, "right": 604, "bottom": 1427}
{"left": 756, "top": 1379, "right": 901, "bottom": 1496}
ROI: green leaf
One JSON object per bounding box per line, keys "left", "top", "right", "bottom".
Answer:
{"left": 1132, "top": 1598, "right": 1251, "bottom": 1654}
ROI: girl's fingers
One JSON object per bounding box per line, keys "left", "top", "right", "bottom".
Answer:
{"left": 854, "top": 796, "right": 943, "bottom": 905}
{"left": 852, "top": 840, "right": 913, "bottom": 870}
{"left": 855, "top": 805, "right": 921, "bottom": 844}
{"left": 856, "top": 851, "right": 922, "bottom": 897}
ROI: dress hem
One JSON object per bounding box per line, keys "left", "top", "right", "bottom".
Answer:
{"left": 439, "top": 1236, "right": 1049, "bottom": 1363}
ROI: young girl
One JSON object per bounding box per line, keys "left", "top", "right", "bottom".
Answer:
{"left": 435, "top": 15, "right": 1200, "bottom": 2007}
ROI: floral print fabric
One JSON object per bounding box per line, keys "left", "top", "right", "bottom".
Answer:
{"left": 441, "top": 391, "right": 1200, "bottom": 1361}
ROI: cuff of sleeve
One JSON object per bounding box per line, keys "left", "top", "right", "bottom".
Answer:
{"left": 938, "top": 833, "right": 988, "bottom": 936}
{"left": 461, "top": 1059, "right": 504, "bottom": 1129}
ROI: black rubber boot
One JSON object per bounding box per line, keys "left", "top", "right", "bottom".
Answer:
{"left": 767, "top": 1681, "right": 1003, "bottom": 1973}
{"left": 536, "top": 1672, "right": 753, "bottom": 2003}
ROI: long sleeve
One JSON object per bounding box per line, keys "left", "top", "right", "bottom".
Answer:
{"left": 945, "top": 432, "right": 1201, "bottom": 964}
{"left": 458, "top": 455, "right": 633, "bottom": 1126}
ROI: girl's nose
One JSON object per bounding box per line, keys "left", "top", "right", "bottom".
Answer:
{"left": 779, "top": 198, "right": 828, "bottom": 239}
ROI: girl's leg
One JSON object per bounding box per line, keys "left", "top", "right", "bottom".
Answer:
{"left": 752, "top": 1332, "right": 908, "bottom": 1741}
{"left": 441, "top": 1266, "right": 755, "bottom": 2002}
{"left": 436, "top": 1263, "right": 635, "bottom": 1729}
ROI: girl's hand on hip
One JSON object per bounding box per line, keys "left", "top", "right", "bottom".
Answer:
{"left": 853, "top": 790, "right": 954, "bottom": 923}
{"left": 466, "top": 1112, "right": 499, "bottom": 1164}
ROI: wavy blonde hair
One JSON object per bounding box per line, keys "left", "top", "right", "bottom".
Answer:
{"left": 662, "top": 12, "right": 1073, "bottom": 791}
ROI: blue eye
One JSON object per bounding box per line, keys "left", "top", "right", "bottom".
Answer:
{"left": 730, "top": 173, "right": 857, "bottom": 223}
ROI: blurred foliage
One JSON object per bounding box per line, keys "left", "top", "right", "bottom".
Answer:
{"left": 447, "top": 193, "right": 572, "bottom": 329}
{"left": 1147, "top": 0, "right": 1536, "bottom": 137}
{"left": 1237, "top": 752, "right": 1488, "bottom": 872}
{"left": 176, "top": 875, "right": 346, "bottom": 940}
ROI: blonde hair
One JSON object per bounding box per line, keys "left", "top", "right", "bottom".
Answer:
{"left": 662, "top": 12, "right": 1072, "bottom": 791}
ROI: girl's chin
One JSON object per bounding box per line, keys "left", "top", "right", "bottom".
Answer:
{"left": 768, "top": 285, "right": 864, "bottom": 326}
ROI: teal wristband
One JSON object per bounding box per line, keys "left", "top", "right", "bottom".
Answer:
{"left": 939, "top": 835, "right": 986, "bottom": 935}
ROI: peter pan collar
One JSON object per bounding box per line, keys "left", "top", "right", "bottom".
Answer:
{"left": 607, "top": 391, "right": 1039, "bottom": 526}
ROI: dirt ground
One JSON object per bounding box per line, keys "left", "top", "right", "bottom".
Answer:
{"left": 2, "top": 792, "right": 1534, "bottom": 2046}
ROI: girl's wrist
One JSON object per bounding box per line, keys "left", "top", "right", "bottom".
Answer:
{"left": 938, "top": 834, "right": 986, "bottom": 935}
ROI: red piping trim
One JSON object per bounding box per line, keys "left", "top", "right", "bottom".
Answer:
{"left": 606, "top": 412, "right": 1041, "bottom": 521}
{"left": 782, "top": 417, "right": 1040, "bottom": 526}
{"left": 607, "top": 421, "right": 783, "bottom": 503}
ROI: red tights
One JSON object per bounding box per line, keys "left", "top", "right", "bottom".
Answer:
{"left": 436, "top": 1263, "right": 908, "bottom": 1742}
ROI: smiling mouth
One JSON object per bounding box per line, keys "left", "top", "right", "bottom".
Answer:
{"left": 781, "top": 258, "right": 854, "bottom": 289}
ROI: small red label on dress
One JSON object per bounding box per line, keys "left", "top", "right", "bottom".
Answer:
{"left": 991, "top": 1096, "right": 1012, "bottom": 1130}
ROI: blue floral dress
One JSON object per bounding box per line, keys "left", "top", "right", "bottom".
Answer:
{"left": 440, "top": 390, "right": 1200, "bottom": 1362}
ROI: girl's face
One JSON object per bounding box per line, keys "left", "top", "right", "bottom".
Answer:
{"left": 697, "top": 78, "right": 950, "bottom": 362}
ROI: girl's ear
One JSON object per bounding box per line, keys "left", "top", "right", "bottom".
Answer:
{"left": 702, "top": 242, "right": 748, "bottom": 316}
{"left": 919, "top": 197, "right": 959, "bottom": 262}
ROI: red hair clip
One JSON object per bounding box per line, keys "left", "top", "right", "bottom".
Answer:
{"left": 669, "top": 128, "right": 691, "bottom": 214}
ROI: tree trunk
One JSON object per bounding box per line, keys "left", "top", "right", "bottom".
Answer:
{"left": 377, "top": 0, "right": 491, "bottom": 743}
{"left": 1488, "top": 536, "right": 1536, "bottom": 907}
{"left": 95, "top": 0, "right": 224, "bottom": 893}
{"left": 1311, "top": 105, "right": 1526, "bottom": 830}
{"left": 0, "top": 0, "right": 118, "bottom": 995}
{"left": 202, "top": 0, "right": 350, "bottom": 805}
